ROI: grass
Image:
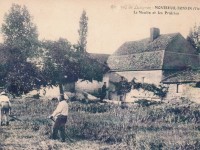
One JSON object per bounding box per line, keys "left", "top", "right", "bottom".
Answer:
{"left": 1, "top": 97, "right": 200, "bottom": 149}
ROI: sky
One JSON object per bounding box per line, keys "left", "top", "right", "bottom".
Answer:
{"left": 0, "top": 0, "right": 200, "bottom": 54}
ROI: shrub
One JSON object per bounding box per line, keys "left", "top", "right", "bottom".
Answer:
{"left": 32, "top": 93, "right": 40, "bottom": 99}
{"left": 69, "top": 101, "right": 114, "bottom": 113}
{"left": 134, "top": 99, "right": 162, "bottom": 107}
{"left": 131, "top": 79, "right": 168, "bottom": 99}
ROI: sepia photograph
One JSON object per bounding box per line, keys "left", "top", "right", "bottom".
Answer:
{"left": 0, "top": 0, "right": 200, "bottom": 149}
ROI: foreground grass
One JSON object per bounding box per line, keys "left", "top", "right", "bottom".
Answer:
{"left": 1, "top": 99, "right": 111, "bottom": 150}
{"left": 1, "top": 97, "right": 200, "bottom": 149}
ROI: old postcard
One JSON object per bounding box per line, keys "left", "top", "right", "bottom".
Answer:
{"left": 0, "top": 0, "right": 200, "bottom": 149}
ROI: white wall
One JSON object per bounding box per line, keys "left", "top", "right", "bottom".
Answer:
{"left": 105, "top": 71, "right": 200, "bottom": 103}
{"left": 164, "top": 84, "right": 183, "bottom": 100}
{"left": 180, "top": 84, "right": 200, "bottom": 103}
{"left": 75, "top": 79, "right": 102, "bottom": 93}
{"left": 106, "top": 70, "right": 163, "bottom": 102}
{"left": 164, "top": 84, "right": 200, "bottom": 103}
{"left": 116, "top": 70, "right": 163, "bottom": 85}
{"left": 27, "top": 86, "right": 60, "bottom": 100}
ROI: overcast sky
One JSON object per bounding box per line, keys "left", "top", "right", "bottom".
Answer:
{"left": 0, "top": 0, "right": 200, "bottom": 54}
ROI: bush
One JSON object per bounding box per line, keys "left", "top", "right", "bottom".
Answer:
{"left": 134, "top": 99, "right": 162, "bottom": 107}
{"left": 132, "top": 81, "right": 168, "bottom": 99}
{"left": 32, "top": 93, "right": 40, "bottom": 99}
{"left": 69, "top": 101, "right": 114, "bottom": 113}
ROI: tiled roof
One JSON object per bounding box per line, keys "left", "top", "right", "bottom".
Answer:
{"left": 108, "top": 32, "right": 199, "bottom": 71}
{"left": 163, "top": 51, "right": 199, "bottom": 70}
{"left": 107, "top": 51, "right": 164, "bottom": 71}
{"left": 113, "top": 33, "right": 179, "bottom": 55}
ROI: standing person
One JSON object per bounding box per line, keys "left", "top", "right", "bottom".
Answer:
{"left": 0, "top": 92, "right": 11, "bottom": 126}
{"left": 118, "top": 77, "right": 129, "bottom": 103}
{"left": 100, "top": 82, "right": 107, "bottom": 102}
{"left": 49, "top": 94, "right": 68, "bottom": 142}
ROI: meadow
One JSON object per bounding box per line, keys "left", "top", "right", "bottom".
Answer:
{"left": 1, "top": 97, "right": 200, "bottom": 150}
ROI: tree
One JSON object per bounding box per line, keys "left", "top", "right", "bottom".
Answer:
{"left": 0, "top": 45, "right": 44, "bottom": 96}
{"left": 2, "top": 3, "right": 39, "bottom": 60}
{"left": 78, "top": 10, "right": 88, "bottom": 53}
{"left": 5, "top": 54, "right": 43, "bottom": 96}
{"left": 41, "top": 38, "right": 80, "bottom": 95}
{"left": 78, "top": 53, "right": 109, "bottom": 82}
{"left": 187, "top": 23, "right": 200, "bottom": 52}
{"left": 1, "top": 4, "right": 42, "bottom": 95}
{"left": 41, "top": 39, "right": 109, "bottom": 96}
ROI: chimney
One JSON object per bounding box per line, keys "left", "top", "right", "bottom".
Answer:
{"left": 150, "top": 27, "right": 160, "bottom": 41}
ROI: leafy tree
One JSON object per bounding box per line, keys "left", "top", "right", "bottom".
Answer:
{"left": 0, "top": 45, "right": 44, "bottom": 96}
{"left": 41, "top": 38, "right": 80, "bottom": 95}
{"left": 1, "top": 4, "right": 42, "bottom": 95}
{"left": 187, "top": 24, "right": 200, "bottom": 52}
{"left": 78, "top": 10, "right": 88, "bottom": 53}
{"left": 41, "top": 39, "right": 109, "bottom": 95}
{"left": 5, "top": 55, "right": 43, "bottom": 96}
{"left": 78, "top": 53, "right": 109, "bottom": 82}
{"left": 0, "top": 44, "right": 10, "bottom": 87}
{"left": 77, "top": 11, "right": 108, "bottom": 81}
{"left": 2, "top": 3, "right": 39, "bottom": 60}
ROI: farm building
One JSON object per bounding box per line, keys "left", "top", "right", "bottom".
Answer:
{"left": 106, "top": 27, "right": 200, "bottom": 101}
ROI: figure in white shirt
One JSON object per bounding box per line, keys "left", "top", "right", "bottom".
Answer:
{"left": 49, "top": 94, "right": 68, "bottom": 142}
{"left": 0, "top": 92, "right": 11, "bottom": 126}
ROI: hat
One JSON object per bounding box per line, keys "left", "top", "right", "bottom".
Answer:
{"left": 1, "top": 92, "right": 6, "bottom": 95}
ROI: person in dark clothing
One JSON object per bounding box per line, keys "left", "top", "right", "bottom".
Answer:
{"left": 118, "top": 77, "right": 129, "bottom": 102}
{"left": 100, "top": 82, "right": 107, "bottom": 102}
{"left": 49, "top": 95, "right": 68, "bottom": 142}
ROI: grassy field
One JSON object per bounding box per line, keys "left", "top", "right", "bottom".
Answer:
{"left": 1, "top": 97, "right": 200, "bottom": 150}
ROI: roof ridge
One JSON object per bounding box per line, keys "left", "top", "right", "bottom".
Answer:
{"left": 125, "top": 32, "right": 180, "bottom": 44}
{"left": 113, "top": 32, "right": 181, "bottom": 56}
{"left": 112, "top": 50, "right": 165, "bottom": 56}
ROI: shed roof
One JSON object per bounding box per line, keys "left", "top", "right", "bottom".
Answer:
{"left": 161, "top": 70, "right": 200, "bottom": 84}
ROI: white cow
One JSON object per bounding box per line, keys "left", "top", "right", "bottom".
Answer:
{"left": 0, "top": 92, "right": 11, "bottom": 126}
